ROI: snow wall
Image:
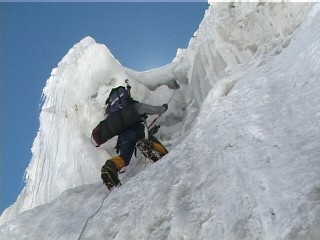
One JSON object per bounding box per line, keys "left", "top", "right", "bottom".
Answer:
{"left": 1, "top": 3, "right": 319, "bottom": 239}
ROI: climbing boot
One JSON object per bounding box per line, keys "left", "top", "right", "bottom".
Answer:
{"left": 101, "top": 160, "right": 121, "bottom": 190}
{"left": 136, "top": 139, "right": 164, "bottom": 162}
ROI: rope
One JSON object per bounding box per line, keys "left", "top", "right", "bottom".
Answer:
{"left": 78, "top": 155, "right": 145, "bottom": 239}
{"left": 167, "top": 88, "right": 178, "bottom": 105}
{"left": 77, "top": 190, "right": 110, "bottom": 240}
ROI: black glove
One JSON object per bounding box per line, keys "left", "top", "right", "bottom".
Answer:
{"left": 162, "top": 103, "right": 168, "bottom": 111}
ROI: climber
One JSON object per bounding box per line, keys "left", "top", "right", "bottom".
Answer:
{"left": 94, "top": 80, "right": 169, "bottom": 190}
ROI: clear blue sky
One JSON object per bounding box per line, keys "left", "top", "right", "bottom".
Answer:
{"left": 1, "top": 2, "right": 208, "bottom": 213}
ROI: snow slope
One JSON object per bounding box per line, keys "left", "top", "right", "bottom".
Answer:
{"left": 1, "top": 2, "right": 320, "bottom": 240}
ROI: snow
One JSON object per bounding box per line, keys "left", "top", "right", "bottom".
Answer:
{"left": 1, "top": 2, "right": 320, "bottom": 240}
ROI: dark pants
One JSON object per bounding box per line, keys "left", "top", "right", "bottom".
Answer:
{"left": 118, "top": 123, "right": 145, "bottom": 166}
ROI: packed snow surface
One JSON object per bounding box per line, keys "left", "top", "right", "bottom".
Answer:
{"left": 1, "top": 2, "right": 320, "bottom": 240}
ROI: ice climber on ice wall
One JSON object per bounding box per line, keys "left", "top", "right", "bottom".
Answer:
{"left": 91, "top": 80, "right": 169, "bottom": 189}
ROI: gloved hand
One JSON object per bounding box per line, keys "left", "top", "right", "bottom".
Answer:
{"left": 162, "top": 103, "right": 168, "bottom": 111}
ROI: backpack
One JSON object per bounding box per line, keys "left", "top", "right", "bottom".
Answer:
{"left": 91, "top": 104, "right": 140, "bottom": 146}
{"left": 105, "top": 86, "right": 131, "bottom": 114}
{"left": 91, "top": 86, "right": 141, "bottom": 147}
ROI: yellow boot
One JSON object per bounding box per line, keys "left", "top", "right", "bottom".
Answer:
{"left": 136, "top": 139, "right": 168, "bottom": 162}
{"left": 101, "top": 156, "right": 125, "bottom": 189}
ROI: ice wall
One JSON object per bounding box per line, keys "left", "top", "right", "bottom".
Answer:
{"left": 0, "top": 37, "right": 147, "bottom": 222}
{"left": 186, "top": 2, "right": 309, "bottom": 106}
{"left": 0, "top": 2, "right": 311, "bottom": 225}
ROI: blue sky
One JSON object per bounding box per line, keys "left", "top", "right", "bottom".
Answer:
{"left": 1, "top": 2, "right": 208, "bottom": 213}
